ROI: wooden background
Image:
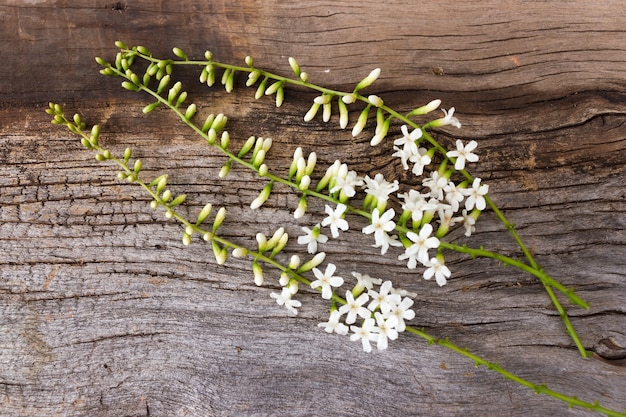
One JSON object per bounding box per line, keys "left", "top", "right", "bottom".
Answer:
{"left": 1, "top": 1, "right": 625, "bottom": 416}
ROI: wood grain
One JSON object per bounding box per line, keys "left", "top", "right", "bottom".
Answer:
{"left": 0, "top": 1, "right": 625, "bottom": 416}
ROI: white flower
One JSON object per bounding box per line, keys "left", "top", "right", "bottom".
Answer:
{"left": 311, "top": 263, "right": 344, "bottom": 300}
{"left": 373, "top": 312, "right": 399, "bottom": 350}
{"left": 297, "top": 224, "right": 328, "bottom": 254}
{"left": 422, "top": 171, "right": 448, "bottom": 201}
{"left": 321, "top": 203, "right": 349, "bottom": 238}
{"left": 423, "top": 257, "right": 451, "bottom": 286}
{"left": 409, "top": 147, "right": 432, "bottom": 176}
{"left": 363, "top": 173, "right": 399, "bottom": 205}
{"left": 351, "top": 271, "right": 383, "bottom": 294}
{"left": 398, "top": 190, "right": 438, "bottom": 223}
{"left": 367, "top": 280, "right": 401, "bottom": 315}
{"left": 461, "top": 209, "right": 477, "bottom": 237}
{"left": 392, "top": 145, "right": 414, "bottom": 171}
{"left": 330, "top": 169, "right": 363, "bottom": 198}
{"left": 446, "top": 139, "right": 479, "bottom": 170}
{"left": 318, "top": 310, "right": 349, "bottom": 335}
{"left": 270, "top": 287, "right": 302, "bottom": 315}
{"left": 394, "top": 125, "right": 421, "bottom": 155}
{"left": 461, "top": 178, "right": 489, "bottom": 211}
{"left": 339, "top": 291, "right": 371, "bottom": 324}
{"left": 350, "top": 318, "right": 378, "bottom": 353}
{"left": 386, "top": 297, "right": 415, "bottom": 332}
{"left": 399, "top": 223, "right": 440, "bottom": 268}
{"left": 362, "top": 208, "right": 402, "bottom": 255}
{"left": 443, "top": 180, "right": 465, "bottom": 212}
{"left": 437, "top": 107, "right": 462, "bottom": 128}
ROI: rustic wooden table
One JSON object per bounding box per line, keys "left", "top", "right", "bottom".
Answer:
{"left": 1, "top": 1, "right": 625, "bottom": 416}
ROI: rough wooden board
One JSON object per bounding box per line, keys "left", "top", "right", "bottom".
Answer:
{"left": 0, "top": 1, "right": 625, "bottom": 416}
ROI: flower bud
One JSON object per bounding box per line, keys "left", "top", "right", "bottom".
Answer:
{"left": 219, "top": 162, "right": 231, "bottom": 178}
{"left": 288, "top": 57, "right": 301, "bottom": 76}
{"left": 279, "top": 272, "right": 291, "bottom": 287}
{"left": 258, "top": 164, "right": 268, "bottom": 177}
{"left": 245, "top": 55, "right": 254, "bottom": 67}
{"left": 172, "top": 47, "right": 188, "bottom": 60}
{"left": 408, "top": 99, "right": 442, "bottom": 116}
{"left": 265, "top": 81, "right": 282, "bottom": 96}
{"left": 168, "top": 193, "right": 187, "bottom": 207}
{"left": 238, "top": 136, "right": 257, "bottom": 157}
{"left": 157, "top": 74, "right": 170, "bottom": 94}
{"left": 247, "top": 70, "right": 261, "bottom": 86}
{"left": 288, "top": 255, "right": 301, "bottom": 269}
{"left": 142, "top": 102, "right": 159, "bottom": 114}
{"left": 256, "top": 233, "right": 268, "bottom": 252}
{"left": 182, "top": 232, "right": 192, "bottom": 246}
{"left": 255, "top": 77, "right": 268, "bottom": 99}
{"left": 293, "top": 196, "right": 307, "bottom": 219}
{"left": 338, "top": 98, "right": 349, "bottom": 129}
{"left": 297, "top": 252, "right": 326, "bottom": 273}
{"left": 252, "top": 262, "right": 264, "bottom": 286}
{"left": 212, "top": 241, "right": 227, "bottom": 265}
{"left": 351, "top": 105, "right": 370, "bottom": 137}
{"left": 303, "top": 102, "right": 320, "bottom": 122}
{"left": 267, "top": 227, "right": 286, "bottom": 248}
{"left": 196, "top": 203, "right": 213, "bottom": 225}
{"left": 232, "top": 247, "right": 248, "bottom": 258}
{"left": 368, "top": 95, "right": 383, "bottom": 107}
{"left": 354, "top": 68, "right": 381, "bottom": 91}
{"left": 298, "top": 175, "right": 311, "bottom": 190}
{"left": 201, "top": 113, "right": 215, "bottom": 133}
{"left": 250, "top": 183, "right": 272, "bottom": 209}
{"left": 275, "top": 86, "right": 284, "bottom": 107}
{"left": 212, "top": 207, "right": 227, "bottom": 230}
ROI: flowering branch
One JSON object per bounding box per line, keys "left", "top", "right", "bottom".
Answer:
{"left": 94, "top": 42, "right": 591, "bottom": 357}
{"left": 46, "top": 102, "right": 623, "bottom": 417}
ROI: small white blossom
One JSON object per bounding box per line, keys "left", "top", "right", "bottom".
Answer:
{"left": 350, "top": 318, "right": 378, "bottom": 353}
{"left": 398, "top": 190, "right": 438, "bottom": 223}
{"left": 461, "top": 209, "right": 477, "bottom": 237}
{"left": 394, "top": 125, "right": 421, "bottom": 155}
{"left": 443, "top": 181, "right": 465, "bottom": 212}
{"left": 297, "top": 224, "right": 328, "bottom": 254}
{"left": 462, "top": 178, "right": 489, "bottom": 211}
{"left": 446, "top": 139, "right": 479, "bottom": 170}
{"left": 270, "top": 287, "right": 302, "bottom": 315}
{"left": 409, "top": 147, "right": 432, "bottom": 176}
{"left": 351, "top": 271, "right": 383, "bottom": 294}
{"left": 399, "top": 223, "right": 440, "bottom": 268}
{"left": 318, "top": 310, "right": 349, "bottom": 335}
{"left": 330, "top": 169, "right": 363, "bottom": 198}
{"left": 422, "top": 171, "right": 448, "bottom": 201}
{"left": 321, "top": 203, "right": 349, "bottom": 238}
{"left": 392, "top": 145, "right": 414, "bottom": 171}
{"left": 423, "top": 257, "right": 451, "bottom": 286}
{"left": 367, "top": 280, "right": 401, "bottom": 315}
{"left": 362, "top": 208, "right": 402, "bottom": 255}
{"left": 339, "top": 291, "right": 371, "bottom": 324}
{"left": 373, "top": 312, "right": 399, "bottom": 351}
{"left": 311, "top": 263, "right": 344, "bottom": 300}
{"left": 386, "top": 297, "right": 415, "bottom": 332}
{"left": 363, "top": 173, "right": 399, "bottom": 206}
{"left": 436, "top": 107, "right": 462, "bottom": 128}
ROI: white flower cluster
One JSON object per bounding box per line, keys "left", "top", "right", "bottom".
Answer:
{"left": 296, "top": 120, "right": 489, "bottom": 286}
{"left": 316, "top": 270, "right": 416, "bottom": 352}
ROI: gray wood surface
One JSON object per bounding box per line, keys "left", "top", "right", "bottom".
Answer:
{"left": 1, "top": 1, "right": 625, "bottom": 416}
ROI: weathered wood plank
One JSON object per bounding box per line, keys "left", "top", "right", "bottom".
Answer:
{"left": 0, "top": 1, "right": 625, "bottom": 416}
